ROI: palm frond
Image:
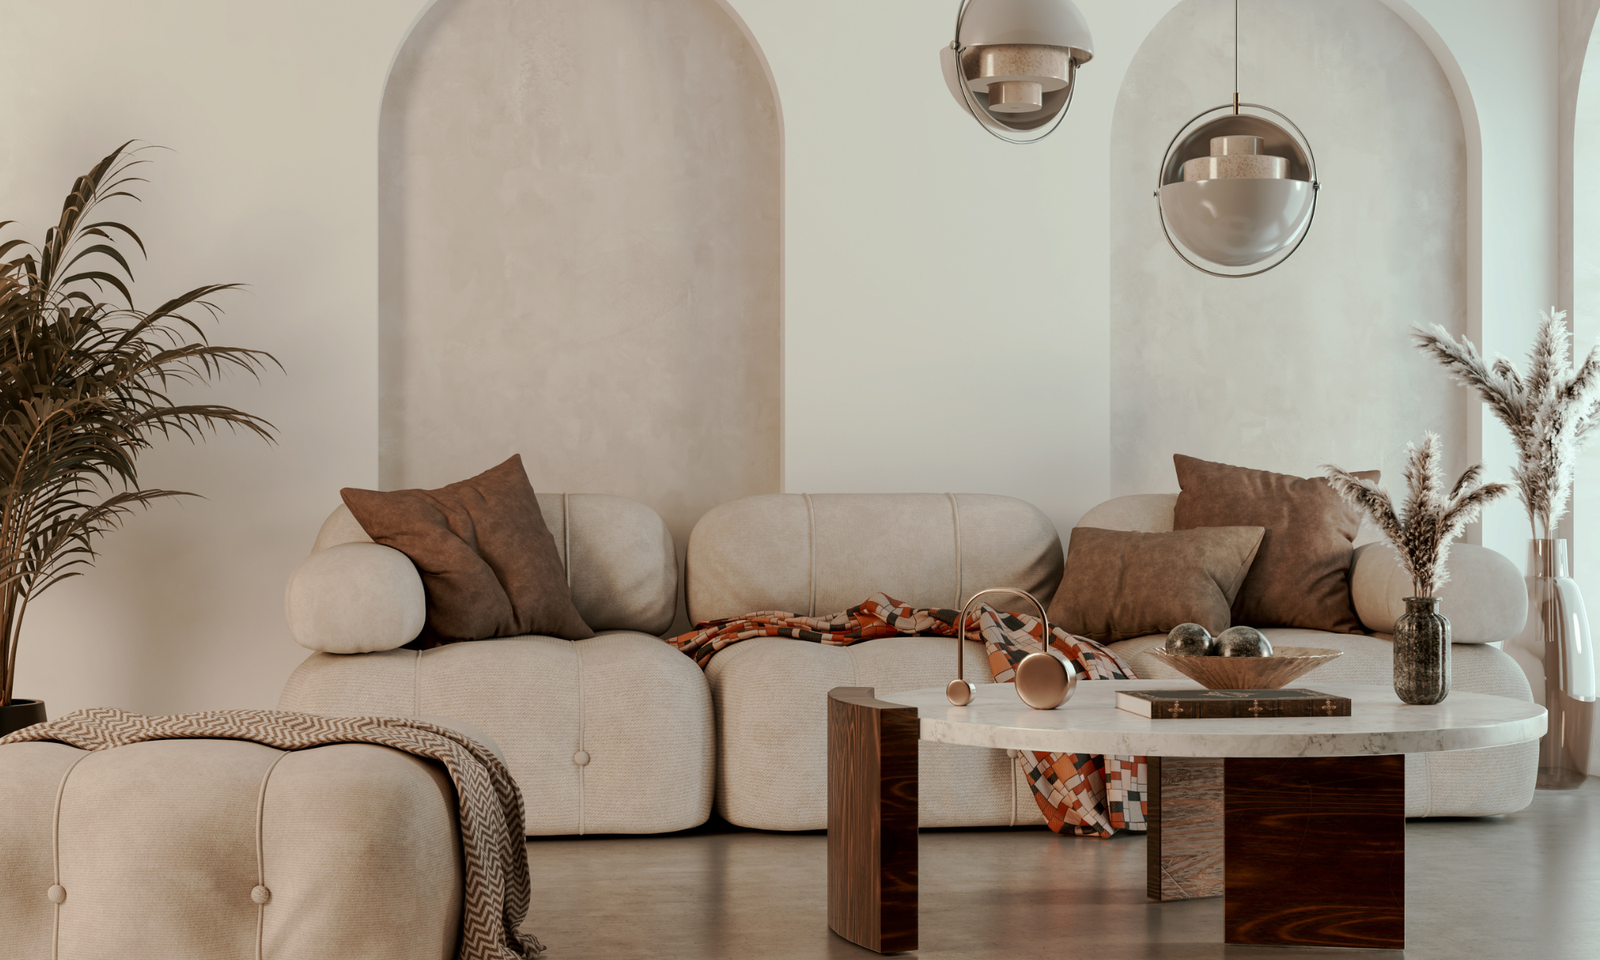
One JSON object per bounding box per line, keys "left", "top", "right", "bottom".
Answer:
{"left": 0, "top": 143, "right": 279, "bottom": 704}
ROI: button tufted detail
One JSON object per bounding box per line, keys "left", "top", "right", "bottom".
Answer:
{"left": 573, "top": 750, "right": 591, "bottom": 766}
{"left": 251, "top": 885, "right": 272, "bottom": 905}
{"left": 46, "top": 884, "right": 66, "bottom": 904}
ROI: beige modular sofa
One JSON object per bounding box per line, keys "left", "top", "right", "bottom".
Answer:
{"left": 689, "top": 492, "right": 1537, "bottom": 831}
{"left": 279, "top": 495, "right": 713, "bottom": 836}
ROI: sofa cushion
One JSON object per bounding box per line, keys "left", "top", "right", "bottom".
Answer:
{"left": 1048, "top": 526, "right": 1264, "bottom": 643}
{"left": 285, "top": 542, "right": 427, "bottom": 654}
{"left": 704, "top": 636, "right": 1043, "bottom": 830}
{"left": 1350, "top": 542, "right": 1527, "bottom": 643}
{"left": 1172, "top": 455, "right": 1374, "bottom": 633}
{"left": 280, "top": 632, "right": 712, "bottom": 836}
{"left": 686, "top": 493, "right": 1062, "bottom": 623}
{"left": 341, "top": 455, "right": 593, "bottom": 644}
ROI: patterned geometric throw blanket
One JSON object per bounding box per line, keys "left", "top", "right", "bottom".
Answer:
{"left": 0, "top": 708, "right": 543, "bottom": 960}
{"left": 668, "top": 593, "right": 1148, "bottom": 838}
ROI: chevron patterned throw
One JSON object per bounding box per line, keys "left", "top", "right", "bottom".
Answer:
{"left": 0, "top": 708, "right": 543, "bottom": 959}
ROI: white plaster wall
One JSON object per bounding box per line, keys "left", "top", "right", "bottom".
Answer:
{"left": 0, "top": 1, "right": 422, "bottom": 716}
{"left": 1110, "top": 0, "right": 1468, "bottom": 492}
{"left": 0, "top": 0, "right": 1566, "bottom": 717}
{"left": 379, "top": 0, "right": 781, "bottom": 600}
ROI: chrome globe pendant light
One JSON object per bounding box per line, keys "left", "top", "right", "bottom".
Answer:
{"left": 1157, "top": 0, "right": 1319, "bottom": 276}
{"left": 939, "top": 0, "right": 1094, "bottom": 143}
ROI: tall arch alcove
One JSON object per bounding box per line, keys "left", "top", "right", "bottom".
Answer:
{"left": 1109, "top": 0, "right": 1468, "bottom": 492}
{"left": 379, "top": 0, "right": 781, "bottom": 603}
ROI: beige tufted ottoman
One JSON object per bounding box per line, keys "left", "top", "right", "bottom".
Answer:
{"left": 0, "top": 733, "right": 472, "bottom": 959}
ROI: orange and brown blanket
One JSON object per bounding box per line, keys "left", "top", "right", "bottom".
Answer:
{"left": 667, "top": 594, "right": 1147, "bottom": 838}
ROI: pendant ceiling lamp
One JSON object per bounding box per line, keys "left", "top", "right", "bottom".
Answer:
{"left": 939, "top": 0, "right": 1094, "bottom": 143}
{"left": 1157, "top": 0, "right": 1318, "bottom": 277}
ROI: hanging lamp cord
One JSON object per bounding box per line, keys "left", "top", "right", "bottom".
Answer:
{"left": 1233, "top": 0, "right": 1240, "bottom": 115}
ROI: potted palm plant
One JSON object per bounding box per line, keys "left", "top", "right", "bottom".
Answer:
{"left": 0, "top": 143, "right": 277, "bottom": 734}
{"left": 1325, "top": 434, "right": 1508, "bottom": 705}
{"left": 1415, "top": 311, "right": 1600, "bottom": 787}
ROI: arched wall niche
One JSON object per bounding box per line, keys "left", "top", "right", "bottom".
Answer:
{"left": 1109, "top": 0, "right": 1469, "bottom": 495}
{"left": 378, "top": 0, "right": 782, "bottom": 626}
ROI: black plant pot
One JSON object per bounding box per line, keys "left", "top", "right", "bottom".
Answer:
{"left": 0, "top": 699, "right": 46, "bottom": 737}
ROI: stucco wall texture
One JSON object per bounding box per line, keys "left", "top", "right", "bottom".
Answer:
{"left": 1110, "top": 0, "right": 1468, "bottom": 494}
{"left": 378, "top": 0, "right": 782, "bottom": 609}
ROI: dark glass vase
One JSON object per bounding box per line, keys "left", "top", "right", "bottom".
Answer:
{"left": 1394, "top": 597, "right": 1450, "bottom": 704}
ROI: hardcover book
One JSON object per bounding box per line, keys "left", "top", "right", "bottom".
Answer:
{"left": 1117, "top": 688, "right": 1352, "bottom": 719}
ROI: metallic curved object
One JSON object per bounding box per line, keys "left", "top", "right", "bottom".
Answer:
{"left": 939, "top": 0, "right": 1094, "bottom": 144}
{"left": 946, "top": 587, "right": 1078, "bottom": 710}
{"left": 1155, "top": 104, "right": 1320, "bottom": 278}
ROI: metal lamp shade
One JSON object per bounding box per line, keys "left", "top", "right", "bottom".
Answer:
{"left": 941, "top": 0, "right": 1093, "bottom": 140}
{"left": 1159, "top": 178, "right": 1315, "bottom": 267}
{"left": 957, "top": 0, "right": 1093, "bottom": 59}
{"left": 1156, "top": 107, "right": 1319, "bottom": 276}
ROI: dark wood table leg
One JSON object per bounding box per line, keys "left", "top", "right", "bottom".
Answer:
{"left": 1224, "top": 755, "right": 1406, "bottom": 950}
{"left": 827, "top": 686, "right": 918, "bottom": 954}
{"left": 1147, "top": 756, "right": 1224, "bottom": 901}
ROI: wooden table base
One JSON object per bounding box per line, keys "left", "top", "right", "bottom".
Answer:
{"left": 1147, "top": 756, "right": 1224, "bottom": 901}
{"left": 827, "top": 687, "right": 918, "bottom": 954}
{"left": 1225, "top": 755, "right": 1406, "bottom": 950}
{"left": 824, "top": 686, "right": 1405, "bottom": 953}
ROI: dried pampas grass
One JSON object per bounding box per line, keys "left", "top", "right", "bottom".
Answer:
{"left": 1325, "top": 434, "right": 1509, "bottom": 598}
{"left": 1414, "top": 309, "right": 1600, "bottom": 539}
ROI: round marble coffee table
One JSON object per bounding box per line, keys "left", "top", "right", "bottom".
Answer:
{"left": 825, "top": 679, "right": 1544, "bottom": 954}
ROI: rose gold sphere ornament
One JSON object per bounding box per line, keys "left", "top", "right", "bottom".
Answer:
{"left": 947, "top": 588, "right": 1077, "bottom": 710}
{"left": 939, "top": 0, "right": 1094, "bottom": 144}
{"left": 1156, "top": 0, "right": 1319, "bottom": 277}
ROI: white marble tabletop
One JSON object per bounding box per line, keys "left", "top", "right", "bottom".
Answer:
{"left": 881, "top": 680, "right": 1546, "bottom": 758}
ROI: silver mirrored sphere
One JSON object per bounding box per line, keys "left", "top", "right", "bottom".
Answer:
{"left": 1164, "top": 623, "right": 1214, "bottom": 656}
{"left": 1215, "top": 625, "right": 1272, "bottom": 658}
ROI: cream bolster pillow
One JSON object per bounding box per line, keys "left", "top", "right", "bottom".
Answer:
{"left": 1350, "top": 542, "right": 1527, "bottom": 643}
{"left": 284, "top": 542, "right": 426, "bottom": 654}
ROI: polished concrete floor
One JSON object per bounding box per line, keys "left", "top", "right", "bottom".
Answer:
{"left": 524, "top": 778, "right": 1600, "bottom": 959}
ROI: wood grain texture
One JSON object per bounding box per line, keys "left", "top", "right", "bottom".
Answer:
{"left": 1225, "top": 755, "right": 1405, "bottom": 950}
{"left": 827, "top": 687, "right": 918, "bottom": 954}
{"left": 1146, "top": 756, "right": 1224, "bottom": 901}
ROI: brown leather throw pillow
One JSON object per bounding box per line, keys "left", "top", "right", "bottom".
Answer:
{"left": 1172, "top": 455, "right": 1376, "bottom": 633}
{"left": 340, "top": 455, "right": 594, "bottom": 645}
{"left": 1048, "top": 526, "right": 1266, "bottom": 644}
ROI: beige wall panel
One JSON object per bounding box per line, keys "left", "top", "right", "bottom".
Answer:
{"left": 1110, "top": 0, "right": 1468, "bottom": 495}
{"left": 379, "top": 0, "right": 781, "bottom": 606}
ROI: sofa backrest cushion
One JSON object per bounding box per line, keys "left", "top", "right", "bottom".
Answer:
{"left": 685, "top": 493, "right": 1063, "bottom": 624}
{"left": 314, "top": 493, "right": 676, "bottom": 636}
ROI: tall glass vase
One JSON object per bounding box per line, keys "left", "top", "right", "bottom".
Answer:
{"left": 1516, "top": 540, "right": 1596, "bottom": 790}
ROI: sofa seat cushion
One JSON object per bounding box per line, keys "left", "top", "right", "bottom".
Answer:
{"left": 0, "top": 738, "right": 463, "bottom": 960}
{"left": 279, "top": 632, "right": 712, "bottom": 836}
{"left": 705, "top": 636, "right": 1043, "bottom": 831}
{"left": 1108, "top": 629, "right": 1537, "bottom": 818}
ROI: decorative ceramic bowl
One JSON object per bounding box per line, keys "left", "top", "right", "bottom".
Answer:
{"left": 1147, "top": 646, "right": 1343, "bottom": 690}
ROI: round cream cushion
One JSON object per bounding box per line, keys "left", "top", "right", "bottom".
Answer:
{"left": 1350, "top": 541, "right": 1527, "bottom": 643}
{"left": 284, "top": 542, "right": 425, "bottom": 654}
